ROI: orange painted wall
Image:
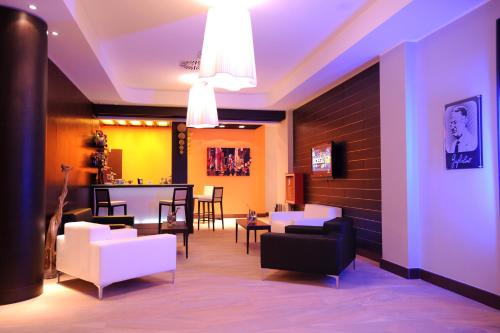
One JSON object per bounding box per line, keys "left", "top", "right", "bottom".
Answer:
{"left": 102, "top": 126, "right": 172, "bottom": 183}
{"left": 188, "top": 127, "right": 266, "bottom": 214}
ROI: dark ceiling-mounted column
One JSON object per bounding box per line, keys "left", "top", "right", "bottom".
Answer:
{"left": 172, "top": 122, "right": 188, "bottom": 184}
{"left": 171, "top": 122, "right": 194, "bottom": 233}
{"left": 0, "top": 6, "right": 47, "bottom": 304}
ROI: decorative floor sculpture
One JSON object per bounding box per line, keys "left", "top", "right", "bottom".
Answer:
{"left": 44, "top": 164, "right": 71, "bottom": 279}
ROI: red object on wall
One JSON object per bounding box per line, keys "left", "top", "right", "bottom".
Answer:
{"left": 285, "top": 173, "right": 304, "bottom": 205}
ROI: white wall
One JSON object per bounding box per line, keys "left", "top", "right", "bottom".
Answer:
{"left": 380, "top": 42, "right": 421, "bottom": 268}
{"left": 380, "top": 1, "right": 500, "bottom": 295}
{"left": 264, "top": 117, "right": 290, "bottom": 212}
{"left": 415, "top": 1, "right": 499, "bottom": 294}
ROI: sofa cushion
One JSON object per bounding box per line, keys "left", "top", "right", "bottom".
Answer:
{"left": 303, "top": 204, "right": 342, "bottom": 219}
{"left": 324, "top": 217, "right": 354, "bottom": 236}
{"left": 292, "top": 217, "right": 328, "bottom": 227}
{"left": 110, "top": 228, "right": 138, "bottom": 240}
{"left": 270, "top": 204, "right": 342, "bottom": 233}
{"left": 65, "top": 222, "right": 111, "bottom": 243}
{"left": 285, "top": 225, "right": 324, "bottom": 235}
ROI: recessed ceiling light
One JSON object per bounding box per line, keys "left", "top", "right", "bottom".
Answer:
{"left": 219, "top": 125, "right": 226, "bottom": 128}
{"left": 130, "top": 120, "right": 142, "bottom": 126}
{"left": 28, "top": 4, "right": 37, "bottom": 10}
{"left": 51, "top": 31, "right": 59, "bottom": 36}
{"left": 116, "top": 120, "right": 127, "bottom": 126}
{"left": 101, "top": 119, "right": 115, "bottom": 125}
{"left": 157, "top": 121, "right": 169, "bottom": 127}
{"left": 238, "top": 125, "right": 245, "bottom": 128}
{"left": 144, "top": 120, "right": 154, "bottom": 126}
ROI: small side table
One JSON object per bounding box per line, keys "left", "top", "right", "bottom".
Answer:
{"left": 160, "top": 222, "right": 189, "bottom": 258}
{"left": 235, "top": 219, "right": 271, "bottom": 254}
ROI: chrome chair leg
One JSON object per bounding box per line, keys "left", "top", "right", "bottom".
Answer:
{"left": 97, "top": 286, "right": 104, "bottom": 300}
{"left": 328, "top": 275, "right": 339, "bottom": 288}
{"left": 170, "top": 270, "right": 175, "bottom": 283}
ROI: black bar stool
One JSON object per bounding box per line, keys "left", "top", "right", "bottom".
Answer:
{"left": 158, "top": 187, "right": 188, "bottom": 234}
{"left": 95, "top": 189, "right": 127, "bottom": 216}
{"left": 198, "top": 187, "right": 223, "bottom": 231}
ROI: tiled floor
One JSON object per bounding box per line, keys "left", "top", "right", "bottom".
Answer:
{"left": 1, "top": 219, "right": 499, "bottom": 333}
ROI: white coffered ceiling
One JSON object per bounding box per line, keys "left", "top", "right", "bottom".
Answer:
{"left": 0, "top": 0, "right": 488, "bottom": 110}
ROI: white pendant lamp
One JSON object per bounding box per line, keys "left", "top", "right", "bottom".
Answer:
{"left": 186, "top": 81, "right": 219, "bottom": 128}
{"left": 199, "top": 6, "right": 257, "bottom": 91}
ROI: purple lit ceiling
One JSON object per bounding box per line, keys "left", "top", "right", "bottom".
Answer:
{"left": 0, "top": 0, "right": 488, "bottom": 110}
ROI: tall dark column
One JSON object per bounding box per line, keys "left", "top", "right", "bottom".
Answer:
{"left": 172, "top": 122, "right": 188, "bottom": 183}
{"left": 0, "top": 6, "right": 47, "bottom": 304}
{"left": 171, "top": 123, "right": 193, "bottom": 232}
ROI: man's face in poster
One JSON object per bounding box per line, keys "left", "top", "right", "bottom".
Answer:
{"left": 449, "top": 107, "right": 468, "bottom": 139}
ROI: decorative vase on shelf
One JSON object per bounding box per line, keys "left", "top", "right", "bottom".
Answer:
{"left": 90, "top": 151, "right": 107, "bottom": 168}
{"left": 94, "top": 129, "right": 107, "bottom": 148}
{"left": 101, "top": 166, "right": 116, "bottom": 184}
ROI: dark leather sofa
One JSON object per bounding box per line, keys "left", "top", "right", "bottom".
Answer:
{"left": 260, "top": 217, "right": 356, "bottom": 287}
{"left": 60, "top": 208, "right": 135, "bottom": 234}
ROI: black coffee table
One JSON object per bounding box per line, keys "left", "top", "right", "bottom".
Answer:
{"left": 235, "top": 219, "right": 271, "bottom": 254}
{"left": 160, "top": 222, "right": 189, "bottom": 258}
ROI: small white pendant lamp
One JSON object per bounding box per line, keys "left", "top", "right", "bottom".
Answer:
{"left": 199, "top": 6, "right": 257, "bottom": 91}
{"left": 186, "top": 81, "right": 219, "bottom": 128}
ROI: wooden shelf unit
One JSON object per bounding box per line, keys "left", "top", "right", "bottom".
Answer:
{"left": 285, "top": 173, "right": 304, "bottom": 205}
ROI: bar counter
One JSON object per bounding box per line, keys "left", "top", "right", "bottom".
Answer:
{"left": 90, "top": 184, "right": 194, "bottom": 232}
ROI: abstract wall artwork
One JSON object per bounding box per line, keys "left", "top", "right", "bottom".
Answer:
{"left": 207, "top": 148, "right": 251, "bottom": 176}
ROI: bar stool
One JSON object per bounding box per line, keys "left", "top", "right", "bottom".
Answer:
{"left": 158, "top": 187, "right": 188, "bottom": 234}
{"left": 94, "top": 189, "right": 127, "bottom": 216}
{"left": 195, "top": 186, "right": 213, "bottom": 229}
{"left": 202, "top": 185, "right": 214, "bottom": 197}
{"left": 198, "top": 187, "right": 224, "bottom": 231}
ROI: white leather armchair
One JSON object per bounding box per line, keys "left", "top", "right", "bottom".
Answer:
{"left": 270, "top": 204, "right": 342, "bottom": 233}
{"left": 56, "top": 222, "right": 176, "bottom": 299}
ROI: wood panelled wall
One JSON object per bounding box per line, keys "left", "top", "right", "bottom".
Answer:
{"left": 293, "top": 64, "right": 381, "bottom": 259}
{"left": 46, "top": 60, "right": 99, "bottom": 216}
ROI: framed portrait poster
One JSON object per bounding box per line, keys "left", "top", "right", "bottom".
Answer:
{"left": 444, "top": 95, "right": 482, "bottom": 169}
